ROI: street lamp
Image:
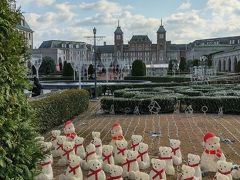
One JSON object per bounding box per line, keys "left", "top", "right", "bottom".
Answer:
{"left": 93, "top": 27, "right": 97, "bottom": 98}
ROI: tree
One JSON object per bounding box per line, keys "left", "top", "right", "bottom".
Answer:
{"left": 179, "top": 57, "right": 186, "bottom": 72}
{"left": 192, "top": 59, "right": 199, "bottom": 66}
{"left": 62, "top": 61, "right": 73, "bottom": 76}
{"left": 235, "top": 61, "right": 240, "bottom": 73}
{"left": 132, "top": 59, "right": 146, "bottom": 76}
{"left": 39, "top": 56, "right": 56, "bottom": 75}
{"left": 0, "top": 1, "right": 41, "bottom": 178}
{"left": 88, "top": 64, "right": 94, "bottom": 79}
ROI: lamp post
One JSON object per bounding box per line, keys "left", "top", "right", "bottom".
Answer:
{"left": 93, "top": 27, "right": 97, "bottom": 98}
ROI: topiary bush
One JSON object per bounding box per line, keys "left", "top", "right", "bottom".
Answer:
{"left": 30, "top": 89, "right": 89, "bottom": 133}
{"left": 39, "top": 56, "right": 56, "bottom": 75}
{"left": 63, "top": 61, "right": 74, "bottom": 76}
{"left": 0, "top": 1, "right": 42, "bottom": 178}
{"left": 132, "top": 59, "right": 146, "bottom": 76}
{"left": 124, "top": 76, "right": 191, "bottom": 83}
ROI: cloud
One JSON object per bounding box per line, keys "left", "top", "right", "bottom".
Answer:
{"left": 178, "top": 1, "right": 191, "bottom": 10}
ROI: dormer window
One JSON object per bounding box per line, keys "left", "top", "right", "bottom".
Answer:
{"left": 62, "top": 44, "right": 66, "bottom": 48}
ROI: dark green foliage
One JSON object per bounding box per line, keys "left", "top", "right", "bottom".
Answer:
{"left": 39, "top": 56, "right": 56, "bottom": 75}
{"left": 124, "top": 76, "right": 191, "bottom": 83}
{"left": 101, "top": 84, "right": 240, "bottom": 114}
{"left": 30, "top": 89, "right": 89, "bottom": 133}
{"left": 132, "top": 59, "right": 146, "bottom": 76}
{"left": 0, "top": 1, "right": 41, "bottom": 178}
{"left": 179, "top": 57, "right": 186, "bottom": 72}
{"left": 192, "top": 59, "right": 199, "bottom": 66}
{"left": 62, "top": 61, "right": 73, "bottom": 76}
{"left": 235, "top": 61, "right": 240, "bottom": 72}
{"left": 88, "top": 64, "right": 94, "bottom": 78}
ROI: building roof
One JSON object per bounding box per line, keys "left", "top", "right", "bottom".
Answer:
{"left": 114, "top": 26, "right": 123, "bottom": 34}
{"left": 39, "top": 40, "right": 86, "bottom": 49}
{"left": 212, "top": 46, "right": 240, "bottom": 56}
{"left": 190, "top": 35, "right": 240, "bottom": 46}
{"left": 129, "top": 35, "right": 152, "bottom": 44}
{"left": 16, "top": 16, "right": 33, "bottom": 32}
{"left": 96, "top": 45, "right": 114, "bottom": 53}
{"left": 157, "top": 25, "right": 166, "bottom": 33}
{"left": 167, "top": 44, "right": 187, "bottom": 51}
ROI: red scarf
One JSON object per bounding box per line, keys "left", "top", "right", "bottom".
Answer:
{"left": 158, "top": 155, "right": 172, "bottom": 160}
{"left": 65, "top": 132, "right": 77, "bottom": 140}
{"left": 107, "top": 175, "right": 122, "bottom": 180}
{"left": 137, "top": 151, "right": 148, "bottom": 161}
{"left": 179, "top": 176, "right": 194, "bottom": 180}
{"left": 40, "top": 161, "right": 51, "bottom": 167}
{"left": 87, "top": 168, "right": 102, "bottom": 180}
{"left": 188, "top": 162, "right": 200, "bottom": 167}
{"left": 74, "top": 143, "right": 83, "bottom": 154}
{"left": 85, "top": 151, "right": 96, "bottom": 161}
{"left": 117, "top": 147, "right": 126, "bottom": 155}
{"left": 205, "top": 149, "right": 222, "bottom": 158}
{"left": 56, "top": 142, "right": 63, "bottom": 150}
{"left": 152, "top": 168, "right": 165, "bottom": 179}
{"left": 112, "top": 135, "right": 124, "bottom": 140}
{"left": 122, "top": 159, "right": 137, "bottom": 172}
{"left": 69, "top": 164, "right": 80, "bottom": 175}
{"left": 218, "top": 170, "right": 231, "bottom": 175}
{"left": 103, "top": 153, "right": 112, "bottom": 164}
{"left": 95, "top": 144, "right": 101, "bottom": 148}
{"left": 130, "top": 143, "right": 139, "bottom": 151}
{"left": 171, "top": 147, "right": 180, "bottom": 155}
{"left": 63, "top": 148, "right": 74, "bottom": 160}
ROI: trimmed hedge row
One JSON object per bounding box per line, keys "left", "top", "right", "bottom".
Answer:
{"left": 101, "top": 96, "right": 177, "bottom": 114}
{"left": 124, "top": 76, "right": 191, "bottom": 83}
{"left": 30, "top": 89, "right": 89, "bottom": 133}
{"left": 101, "top": 84, "right": 240, "bottom": 114}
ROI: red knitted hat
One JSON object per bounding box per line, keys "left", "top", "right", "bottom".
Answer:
{"left": 203, "top": 132, "right": 216, "bottom": 142}
{"left": 64, "top": 120, "right": 73, "bottom": 128}
{"left": 112, "top": 122, "right": 121, "bottom": 129}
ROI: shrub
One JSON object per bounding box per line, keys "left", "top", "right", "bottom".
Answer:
{"left": 0, "top": 1, "right": 41, "bottom": 178}
{"left": 132, "top": 59, "right": 146, "bottom": 76}
{"left": 124, "top": 76, "right": 191, "bottom": 83}
{"left": 39, "top": 56, "right": 56, "bottom": 74}
{"left": 63, "top": 61, "right": 74, "bottom": 76}
{"left": 30, "top": 89, "right": 89, "bottom": 133}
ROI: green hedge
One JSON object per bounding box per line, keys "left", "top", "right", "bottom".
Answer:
{"left": 101, "top": 96, "right": 177, "bottom": 114}
{"left": 30, "top": 89, "right": 89, "bottom": 133}
{"left": 101, "top": 84, "right": 240, "bottom": 114}
{"left": 124, "top": 76, "right": 191, "bottom": 83}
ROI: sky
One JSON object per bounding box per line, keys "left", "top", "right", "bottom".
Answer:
{"left": 16, "top": 0, "right": 240, "bottom": 48}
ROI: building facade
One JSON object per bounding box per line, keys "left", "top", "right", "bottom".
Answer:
{"left": 212, "top": 47, "right": 240, "bottom": 72}
{"left": 97, "top": 21, "right": 187, "bottom": 69}
{"left": 34, "top": 40, "right": 93, "bottom": 71}
{"left": 10, "top": 0, "right": 34, "bottom": 49}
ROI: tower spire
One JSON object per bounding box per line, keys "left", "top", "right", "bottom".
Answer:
{"left": 118, "top": 19, "right": 120, "bottom": 27}
{"left": 161, "top": 18, "right": 163, "bottom": 26}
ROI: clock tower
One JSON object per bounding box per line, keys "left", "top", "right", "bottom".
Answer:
{"left": 157, "top": 19, "right": 166, "bottom": 62}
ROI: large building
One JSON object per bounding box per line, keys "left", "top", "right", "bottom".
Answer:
{"left": 10, "top": 0, "right": 33, "bottom": 49}
{"left": 34, "top": 40, "right": 93, "bottom": 71}
{"left": 97, "top": 21, "right": 186, "bottom": 67}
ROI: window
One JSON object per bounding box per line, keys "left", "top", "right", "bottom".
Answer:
{"left": 238, "top": 40, "right": 240, "bottom": 44}
{"left": 159, "top": 34, "right": 164, "bottom": 39}
{"left": 116, "top": 35, "right": 121, "bottom": 39}
{"left": 29, "top": 33, "right": 31, "bottom": 40}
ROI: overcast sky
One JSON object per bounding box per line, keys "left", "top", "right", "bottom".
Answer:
{"left": 17, "top": 0, "right": 240, "bottom": 48}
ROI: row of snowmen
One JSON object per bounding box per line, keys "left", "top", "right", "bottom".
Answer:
{"left": 35, "top": 120, "right": 240, "bottom": 180}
